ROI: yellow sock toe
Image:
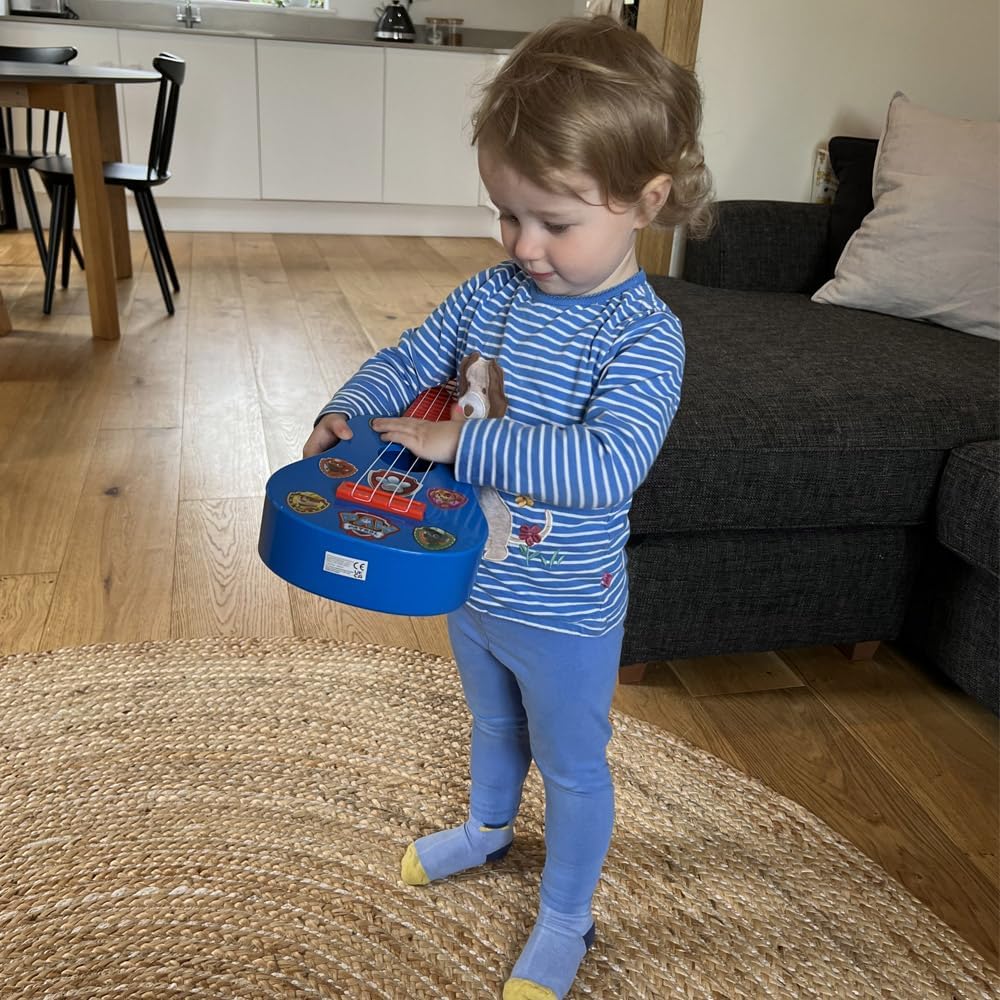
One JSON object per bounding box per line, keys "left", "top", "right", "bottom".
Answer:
{"left": 400, "top": 843, "right": 429, "bottom": 886}
{"left": 502, "top": 978, "right": 557, "bottom": 1000}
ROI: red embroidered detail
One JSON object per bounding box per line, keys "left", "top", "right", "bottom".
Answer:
{"left": 519, "top": 524, "right": 542, "bottom": 547}
{"left": 601, "top": 573, "right": 613, "bottom": 589}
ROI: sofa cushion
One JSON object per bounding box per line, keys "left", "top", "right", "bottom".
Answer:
{"left": 936, "top": 442, "right": 999, "bottom": 578}
{"left": 813, "top": 94, "right": 1000, "bottom": 341}
{"left": 633, "top": 278, "right": 1000, "bottom": 534}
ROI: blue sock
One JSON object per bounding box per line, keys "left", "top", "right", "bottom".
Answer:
{"left": 503, "top": 902, "right": 595, "bottom": 999}
{"left": 400, "top": 816, "right": 513, "bottom": 885}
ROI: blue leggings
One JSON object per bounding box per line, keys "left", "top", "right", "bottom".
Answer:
{"left": 446, "top": 605, "right": 624, "bottom": 916}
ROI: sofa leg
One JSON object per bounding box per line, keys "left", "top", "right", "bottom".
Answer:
{"left": 836, "top": 641, "right": 881, "bottom": 661}
{"left": 619, "top": 662, "right": 650, "bottom": 685}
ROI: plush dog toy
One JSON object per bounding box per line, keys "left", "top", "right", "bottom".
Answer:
{"left": 457, "top": 352, "right": 553, "bottom": 562}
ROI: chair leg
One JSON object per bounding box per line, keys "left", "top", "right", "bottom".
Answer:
{"left": 145, "top": 191, "right": 179, "bottom": 293}
{"left": 43, "top": 185, "right": 66, "bottom": 315}
{"left": 16, "top": 167, "right": 47, "bottom": 271}
{"left": 0, "top": 168, "right": 17, "bottom": 230}
{"left": 134, "top": 189, "right": 174, "bottom": 315}
{"left": 61, "top": 186, "right": 75, "bottom": 290}
{"left": 40, "top": 174, "right": 84, "bottom": 270}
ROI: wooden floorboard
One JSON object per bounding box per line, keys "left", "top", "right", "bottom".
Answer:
{"left": 0, "top": 572, "right": 57, "bottom": 655}
{"left": 786, "top": 644, "right": 998, "bottom": 884}
{"left": 40, "top": 426, "right": 182, "bottom": 649}
{"left": 0, "top": 229, "right": 996, "bottom": 970}
{"left": 181, "top": 233, "right": 269, "bottom": 501}
{"left": 698, "top": 683, "right": 995, "bottom": 961}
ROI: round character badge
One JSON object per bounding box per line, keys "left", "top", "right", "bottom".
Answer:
{"left": 427, "top": 487, "right": 468, "bottom": 510}
{"left": 287, "top": 491, "right": 329, "bottom": 514}
{"left": 318, "top": 457, "right": 358, "bottom": 479}
{"left": 414, "top": 526, "right": 457, "bottom": 551}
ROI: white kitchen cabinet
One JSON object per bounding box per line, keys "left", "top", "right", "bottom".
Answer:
{"left": 383, "top": 48, "right": 495, "bottom": 208}
{"left": 257, "top": 40, "right": 384, "bottom": 203}
{"left": 0, "top": 22, "right": 120, "bottom": 64}
{"left": 2, "top": 21, "right": 508, "bottom": 234}
{"left": 117, "top": 30, "right": 260, "bottom": 200}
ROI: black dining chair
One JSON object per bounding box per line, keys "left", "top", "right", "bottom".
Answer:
{"left": 0, "top": 44, "right": 83, "bottom": 273}
{"left": 33, "top": 52, "right": 185, "bottom": 316}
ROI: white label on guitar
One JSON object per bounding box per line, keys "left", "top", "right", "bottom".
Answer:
{"left": 323, "top": 551, "right": 368, "bottom": 581}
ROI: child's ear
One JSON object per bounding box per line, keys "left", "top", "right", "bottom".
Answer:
{"left": 635, "top": 174, "right": 672, "bottom": 228}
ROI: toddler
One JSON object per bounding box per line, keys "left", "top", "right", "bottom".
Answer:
{"left": 303, "top": 15, "right": 712, "bottom": 999}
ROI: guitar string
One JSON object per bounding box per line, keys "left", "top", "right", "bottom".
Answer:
{"left": 346, "top": 387, "right": 454, "bottom": 514}
{"left": 391, "top": 387, "right": 451, "bottom": 513}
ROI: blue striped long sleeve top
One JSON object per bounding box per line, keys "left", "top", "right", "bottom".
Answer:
{"left": 319, "top": 261, "right": 684, "bottom": 636}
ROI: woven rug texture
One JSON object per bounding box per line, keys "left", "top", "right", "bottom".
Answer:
{"left": 0, "top": 636, "right": 996, "bottom": 999}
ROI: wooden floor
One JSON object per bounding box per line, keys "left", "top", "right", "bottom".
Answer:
{"left": 1, "top": 229, "right": 997, "bottom": 969}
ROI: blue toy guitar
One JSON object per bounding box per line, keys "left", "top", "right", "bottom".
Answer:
{"left": 258, "top": 386, "right": 487, "bottom": 616}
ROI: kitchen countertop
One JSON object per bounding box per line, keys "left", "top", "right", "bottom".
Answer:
{"left": 6, "top": 0, "right": 526, "bottom": 54}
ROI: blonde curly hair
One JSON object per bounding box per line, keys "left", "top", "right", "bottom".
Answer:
{"left": 472, "top": 16, "right": 714, "bottom": 238}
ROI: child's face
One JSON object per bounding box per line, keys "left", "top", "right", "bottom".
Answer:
{"left": 478, "top": 148, "right": 654, "bottom": 298}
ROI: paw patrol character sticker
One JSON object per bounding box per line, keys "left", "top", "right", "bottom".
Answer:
{"left": 318, "top": 456, "right": 357, "bottom": 479}
{"left": 414, "top": 526, "right": 457, "bottom": 551}
{"left": 287, "top": 491, "right": 329, "bottom": 514}
{"left": 369, "top": 470, "right": 420, "bottom": 498}
{"left": 428, "top": 487, "right": 468, "bottom": 510}
{"left": 339, "top": 510, "right": 399, "bottom": 541}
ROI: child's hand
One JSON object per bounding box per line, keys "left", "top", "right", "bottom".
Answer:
{"left": 303, "top": 412, "right": 352, "bottom": 457}
{"left": 372, "top": 404, "right": 466, "bottom": 464}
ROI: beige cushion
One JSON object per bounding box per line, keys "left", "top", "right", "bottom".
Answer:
{"left": 813, "top": 93, "right": 999, "bottom": 341}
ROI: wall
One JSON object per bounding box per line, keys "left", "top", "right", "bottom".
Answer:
{"left": 696, "top": 0, "right": 1000, "bottom": 201}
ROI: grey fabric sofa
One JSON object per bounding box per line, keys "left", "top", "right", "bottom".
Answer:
{"left": 621, "top": 200, "right": 999, "bottom": 713}
{"left": 902, "top": 441, "right": 999, "bottom": 709}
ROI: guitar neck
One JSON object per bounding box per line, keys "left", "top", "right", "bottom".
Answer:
{"left": 403, "top": 384, "right": 456, "bottom": 423}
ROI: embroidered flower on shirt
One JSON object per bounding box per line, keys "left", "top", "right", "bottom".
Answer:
{"left": 601, "top": 573, "right": 614, "bottom": 589}
{"left": 519, "top": 524, "right": 542, "bottom": 547}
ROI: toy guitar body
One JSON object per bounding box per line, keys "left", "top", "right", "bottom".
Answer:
{"left": 258, "top": 387, "right": 487, "bottom": 616}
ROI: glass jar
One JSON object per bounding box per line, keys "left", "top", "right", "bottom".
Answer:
{"left": 424, "top": 18, "right": 444, "bottom": 44}
{"left": 426, "top": 16, "right": 463, "bottom": 46}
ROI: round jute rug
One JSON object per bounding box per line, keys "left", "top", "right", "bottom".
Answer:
{"left": 0, "top": 637, "right": 995, "bottom": 1000}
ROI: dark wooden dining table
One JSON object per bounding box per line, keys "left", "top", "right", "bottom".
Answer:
{"left": 0, "top": 60, "right": 161, "bottom": 340}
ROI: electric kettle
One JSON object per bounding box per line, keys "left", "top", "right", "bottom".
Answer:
{"left": 374, "top": 0, "right": 416, "bottom": 42}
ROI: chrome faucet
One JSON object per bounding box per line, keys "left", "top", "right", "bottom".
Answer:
{"left": 176, "top": 0, "right": 201, "bottom": 28}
